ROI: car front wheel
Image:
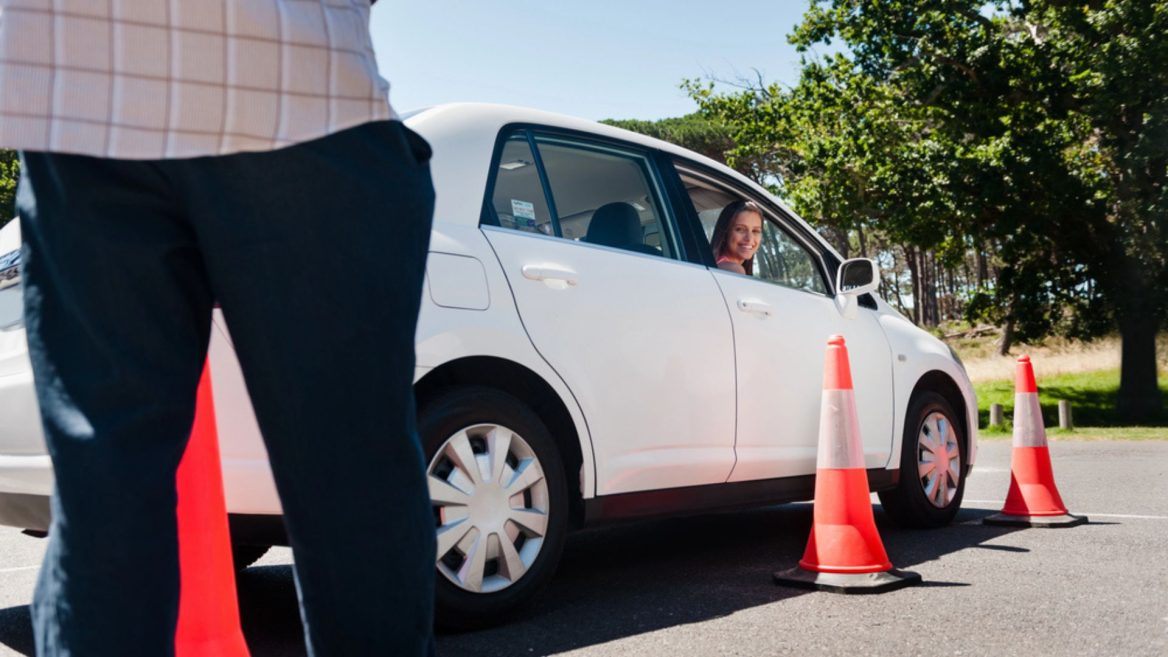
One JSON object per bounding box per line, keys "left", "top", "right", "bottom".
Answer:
{"left": 878, "top": 391, "right": 966, "bottom": 528}
{"left": 419, "top": 386, "right": 568, "bottom": 630}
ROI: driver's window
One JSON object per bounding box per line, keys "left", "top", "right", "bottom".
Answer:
{"left": 754, "top": 224, "right": 829, "bottom": 294}
{"left": 680, "top": 170, "right": 829, "bottom": 294}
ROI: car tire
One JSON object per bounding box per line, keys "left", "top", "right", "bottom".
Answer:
{"left": 231, "top": 544, "right": 270, "bottom": 572}
{"left": 878, "top": 391, "right": 966, "bottom": 528}
{"left": 419, "top": 386, "right": 569, "bottom": 631}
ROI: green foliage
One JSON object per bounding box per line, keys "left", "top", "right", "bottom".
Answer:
{"left": 601, "top": 113, "right": 737, "bottom": 168}
{"left": 687, "top": 0, "right": 1168, "bottom": 419}
{"left": 974, "top": 369, "right": 1168, "bottom": 428}
{"left": 0, "top": 149, "right": 16, "bottom": 229}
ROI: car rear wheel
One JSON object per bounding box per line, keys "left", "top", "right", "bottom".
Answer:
{"left": 878, "top": 391, "right": 965, "bottom": 528}
{"left": 419, "top": 386, "right": 568, "bottom": 630}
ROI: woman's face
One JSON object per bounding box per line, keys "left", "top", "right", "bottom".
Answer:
{"left": 724, "top": 210, "right": 763, "bottom": 263}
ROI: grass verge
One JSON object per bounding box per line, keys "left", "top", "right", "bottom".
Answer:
{"left": 973, "top": 368, "right": 1168, "bottom": 430}
{"left": 978, "top": 426, "right": 1168, "bottom": 440}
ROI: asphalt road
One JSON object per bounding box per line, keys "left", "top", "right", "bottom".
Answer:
{"left": 0, "top": 439, "right": 1165, "bottom": 656}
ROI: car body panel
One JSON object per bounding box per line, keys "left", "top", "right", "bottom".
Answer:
{"left": 712, "top": 270, "right": 895, "bottom": 481}
{"left": 877, "top": 307, "right": 980, "bottom": 468}
{"left": 0, "top": 103, "right": 978, "bottom": 537}
{"left": 484, "top": 227, "right": 737, "bottom": 495}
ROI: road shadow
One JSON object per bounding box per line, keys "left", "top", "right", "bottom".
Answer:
{"left": 436, "top": 503, "right": 1025, "bottom": 657}
{"left": 237, "top": 566, "right": 308, "bottom": 657}
{"left": 0, "top": 605, "right": 32, "bottom": 655}
{"left": 0, "top": 569, "right": 311, "bottom": 657}
{"left": 0, "top": 504, "right": 1029, "bottom": 657}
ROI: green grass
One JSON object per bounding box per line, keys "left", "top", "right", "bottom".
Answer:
{"left": 974, "top": 368, "right": 1168, "bottom": 429}
{"left": 978, "top": 425, "right": 1168, "bottom": 440}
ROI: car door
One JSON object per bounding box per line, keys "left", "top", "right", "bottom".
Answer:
{"left": 672, "top": 164, "right": 895, "bottom": 481}
{"left": 480, "top": 129, "right": 737, "bottom": 495}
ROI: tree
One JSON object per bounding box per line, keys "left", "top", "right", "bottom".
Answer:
{"left": 601, "top": 113, "right": 740, "bottom": 170}
{"left": 0, "top": 149, "right": 16, "bottom": 230}
{"left": 690, "top": 0, "right": 1167, "bottom": 421}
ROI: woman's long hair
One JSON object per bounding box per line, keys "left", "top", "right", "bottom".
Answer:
{"left": 709, "top": 200, "right": 762, "bottom": 276}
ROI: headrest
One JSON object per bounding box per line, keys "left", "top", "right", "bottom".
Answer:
{"left": 584, "top": 202, "right": 641, "bottom": 247}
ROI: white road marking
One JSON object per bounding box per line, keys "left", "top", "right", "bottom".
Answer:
{"left": 962, "top": 500, "right": 1168, "bottom": 520}
{"left": 1073, "top": 512, "right": 1168, "bottom": 520}
{"left": 0, "top": 565, "right": 39, "bottom": 574}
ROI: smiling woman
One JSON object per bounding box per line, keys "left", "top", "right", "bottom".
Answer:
{"left": 710, "top": 200, "right": 764, "bottom": 275}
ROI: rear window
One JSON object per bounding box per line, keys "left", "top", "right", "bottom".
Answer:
{"left": 485, "top": 128, "right": 680, "bottom": 259}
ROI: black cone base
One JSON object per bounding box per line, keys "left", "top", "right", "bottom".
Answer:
{"left": 774, "top": 567, "right": 921, "bottom": 594}
{"left": 983, "top": 512, "right": 1087, "bottom": 528}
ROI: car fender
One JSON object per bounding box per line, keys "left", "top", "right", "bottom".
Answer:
{"left": 877, "top": 306, "right": 979, "bottom": 470}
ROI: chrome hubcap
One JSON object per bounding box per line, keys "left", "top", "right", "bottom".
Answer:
{"left": 917, "top": 411, "right": 960, "bottom": 508}
{"left": 427, "top": 424, "right": 549, "bottom": 593}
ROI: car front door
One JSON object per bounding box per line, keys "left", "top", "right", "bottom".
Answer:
{"left": 673, "top": 165, "right": 895, "bottom": 481}
{"left": 481, "top": 129, "right": 737, "bottom": 495}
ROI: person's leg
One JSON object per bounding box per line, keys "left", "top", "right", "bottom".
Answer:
{"left": 18, "top": 153, "right": 212, "bottom": 657}
{"left": 177, "top": 120, "right": 436, "bottom": 656}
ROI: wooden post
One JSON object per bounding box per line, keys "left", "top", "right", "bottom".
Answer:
{"left": 989, "top": 403, "right": 1004, "bottom": 429}
{"left": 1058, "top": 400, "right": 1073, "bottom": 430}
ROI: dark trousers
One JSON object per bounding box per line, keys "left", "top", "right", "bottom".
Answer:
{"left": 18, "top": 120, "right": 437, "bottom": 657}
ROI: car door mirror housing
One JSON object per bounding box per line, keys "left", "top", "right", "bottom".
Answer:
{"left": 834, "top": 258, "right": 879, "bottom": 320}
{"left": 836, "top": 258, "right": 879, "bottom": 297}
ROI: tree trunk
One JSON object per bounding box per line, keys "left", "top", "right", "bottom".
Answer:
{"left": 831, "top": 227, "right": 850, "bottom": 259}
{"left": 920, "top": 250, "right": 938, "bottom": 326}
{"left": 1116, "top": 314, "right": 1163, "bottom": 423}
{"left": 905, "top": 246, "right": 920, "bottom": 325}
{"left": 890, "top": 256, "right": 910, "bottom": 317}
{"left": 997, "top": 319, "right": 1014, "bottom": 356}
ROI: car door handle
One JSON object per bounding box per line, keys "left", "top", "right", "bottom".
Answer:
{"left": 521, "top": 264, "right": 578, "bottom": 287}
{"left": 736, "top": 299, "right": 772, "bottom": 317}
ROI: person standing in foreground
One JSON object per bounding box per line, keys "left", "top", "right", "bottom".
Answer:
{"left": 0, "top": 2, "right": 436, "bottom": 655}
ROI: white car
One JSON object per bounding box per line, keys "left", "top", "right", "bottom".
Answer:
{"left": 0, "top": 103, "right": 977, "bottom": 628}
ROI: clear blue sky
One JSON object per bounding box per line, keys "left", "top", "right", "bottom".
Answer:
{"left": 371, "top": 1, "right": 833, "bottom": 122}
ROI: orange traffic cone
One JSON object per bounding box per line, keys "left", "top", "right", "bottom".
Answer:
{"left": 174, "top": 362, "right": 251, "bottom": 656}
{"left": 774, "top": 335, "right": 920, "bottom": 593}
{"left": 984, "top": 356, "right": 1087, "bottom": 528}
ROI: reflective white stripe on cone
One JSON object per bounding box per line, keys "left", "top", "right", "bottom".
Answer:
{"left": 984, "top": 355, "right": 1086, "bottom": 528}
{"left": 774, "top": 335, "right": 921, "bottom": 593}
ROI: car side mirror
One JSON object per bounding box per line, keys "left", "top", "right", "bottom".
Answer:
{"left": 835, "top": 258, "right": 879, "bottom": 319}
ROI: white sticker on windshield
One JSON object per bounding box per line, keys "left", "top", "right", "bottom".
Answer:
{"left": 511, "top": 199, "right": 536, "bottom": 228}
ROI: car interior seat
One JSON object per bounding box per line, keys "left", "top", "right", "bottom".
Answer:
{"left": 583, "top": 202, "right": 661, "bottom": 256}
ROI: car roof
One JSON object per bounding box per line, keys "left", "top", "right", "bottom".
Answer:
{"left": 409, "top": 102, "right": 730, "bottom": 167}
{"left": 403, "top": 103, "right": 837, "bottom": 260}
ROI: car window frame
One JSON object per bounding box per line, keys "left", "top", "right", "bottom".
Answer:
{"left": 479, "top": 123, "right": 690, "bottom": 262}
{"left": 664, "top": 158, "right": 835, "bottom": 297}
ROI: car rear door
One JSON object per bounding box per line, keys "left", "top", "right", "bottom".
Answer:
{"left": 481, "top": 128, "right": 736, "bottom": 495}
